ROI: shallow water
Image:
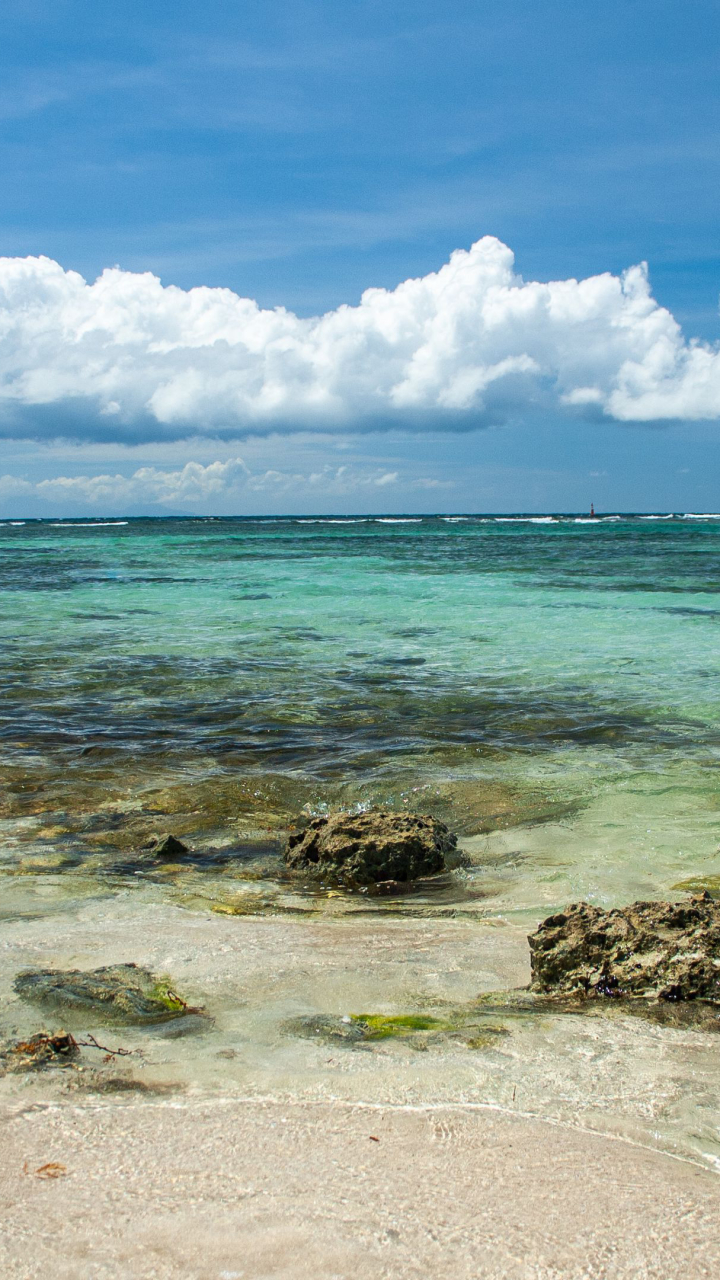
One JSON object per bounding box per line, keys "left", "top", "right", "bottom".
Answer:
{"left": 2, "top": 514, "right": 720, "bottom": 1165}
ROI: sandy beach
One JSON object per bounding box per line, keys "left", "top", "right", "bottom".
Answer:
{"left": 3, "top": 1094, "right": 720, "bottom": 1279}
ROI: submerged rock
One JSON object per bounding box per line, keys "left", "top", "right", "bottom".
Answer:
{"left": 284, "top": 1010, "right": 509, "bottom": 1050}
{"left": 14, "top": 963, "right": 199, "bottom": 1025}
{"left": 284, "top": 809, "right": 457, "bottom": 886}
{"left": 146, "top": 833, "right": 189, "bottom": 859}
{"left": 529, "top": 892, "right": 720, "bottom": 1002}
{"left": 1, "top": 1030, "right": 79, "bottom": 1073}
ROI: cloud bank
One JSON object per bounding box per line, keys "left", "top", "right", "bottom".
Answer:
{"left": 0, "top": 457, "right": 420, "bottom": 508}
{"left": 0, "top": 235, "right": 719, "bottom": 440}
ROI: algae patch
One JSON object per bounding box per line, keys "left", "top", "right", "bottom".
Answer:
{"left": 285, "top": 1008, "right": 510, "bottom": 1050}
{"left": 351, "top": 1013, "right": 452, "bottom": 1039}
{"left": 671, "top": 876, "right": 720, "bottom": 897}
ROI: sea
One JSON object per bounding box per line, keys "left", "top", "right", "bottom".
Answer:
{"left": 2, "top": 512, "right": 720, "bottom": 1165}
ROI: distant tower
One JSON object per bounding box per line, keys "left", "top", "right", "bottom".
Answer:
{"left": 590, "top": 502, "right": 595, "bottom": 517}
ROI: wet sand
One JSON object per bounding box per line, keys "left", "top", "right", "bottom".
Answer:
{"left": 2, "top": 1095, "right": 720, "bottom": 1279}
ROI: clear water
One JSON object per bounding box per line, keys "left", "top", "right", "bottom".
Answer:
{"left": 2, "top": 514, "right": 720, "bottom": 1165}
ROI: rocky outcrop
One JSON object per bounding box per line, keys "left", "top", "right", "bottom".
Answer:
{"left": 284, "top": 809, "right": 457, "bottom": 886}
{"left": 528, "top": 892, "right": 720, "bottom": 1001}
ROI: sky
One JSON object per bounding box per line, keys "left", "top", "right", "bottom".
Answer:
{"left": 1, "top": 0, "right": 719, "bottom": 516}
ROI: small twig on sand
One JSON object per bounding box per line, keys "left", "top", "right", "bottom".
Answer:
{"left": 33, "top": 1163, "right": 67, "bottom": 1179}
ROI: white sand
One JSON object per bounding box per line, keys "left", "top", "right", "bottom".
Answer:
{"left": 2, "top": 1095, "right": 719, "bottom": 1279}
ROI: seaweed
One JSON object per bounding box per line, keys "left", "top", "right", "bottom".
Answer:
{"left": 350, "top": 1013, "right": 452, "bottom": 1039}
{"left": 284, "top": 1009, "right": 510, "bottom": 1050}
{"left": 0, "top": 1027, "right": 137, "bottom": 1074}
{"left": 2, "top": 1030, "right": 79, "bottom": 1072}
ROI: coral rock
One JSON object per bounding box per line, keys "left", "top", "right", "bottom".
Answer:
{"left": 284, "top": 809, "right": 457, "bottom": 886}
{"left": 528, "top": 892, "right": 720, "bottom": 1001}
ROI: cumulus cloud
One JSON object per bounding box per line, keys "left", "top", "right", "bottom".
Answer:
{"left": 0, "top": 457, "right": 405, "bottom": 508}
{"left": 0, "top": 236, "right": 718, "bottom": 440}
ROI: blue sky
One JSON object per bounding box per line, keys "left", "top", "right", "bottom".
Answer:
{"left": 1, "top": 0, "right": 719, "bottom": 515}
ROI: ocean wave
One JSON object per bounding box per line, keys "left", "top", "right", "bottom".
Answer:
{"left": 494, "top": 516, "right": 558, "bottom": 523}
{"left": 49, "top": 521, "right": 130, "bottom": 527}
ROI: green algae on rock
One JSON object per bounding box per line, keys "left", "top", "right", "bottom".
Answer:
{"left": 284, "top": 809, "right": 457, "bottom": 886}
{"left": 14, "top": 963, "right": 202, "bottom": 1025}
{"left": 671, "top": 876, "right": 720, "bottom": 897}
{"left": 284, "top": 1009, "right": 510, "bottom": 1049}
{"left": 351, "top": 1013, "right": 453, "bottom": 1039}
{"left": 529, "top": 892, "right": 720, "bottom": 1002}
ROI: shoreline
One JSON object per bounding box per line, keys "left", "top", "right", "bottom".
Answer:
{"left": 3, "top": 885, "right": 720, "bottom": 1170}
{"left": 3, "top": 1094, "right": 720, "bottom": 1279}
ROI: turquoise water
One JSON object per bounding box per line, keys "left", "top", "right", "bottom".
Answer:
{"left": 3, "top": 513, "right": 720, "bottom": 1167}
{"left": 2, "top": 514, "right": 720, "bottom": 848}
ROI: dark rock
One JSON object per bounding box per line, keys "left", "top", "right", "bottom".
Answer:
{"left": 14, "top": 964, "right": 196, "bottom": 1025}
{"left": 147, "top": 833, "right": 189, "bottom": 859}
{"left": 528, "top": 892, "right": 720, "bottom": 1002}
{"left": 284, "top": 809, "right": 457, "bottom": 886}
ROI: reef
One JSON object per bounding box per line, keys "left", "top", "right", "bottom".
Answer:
{"left": 284, "top": 808, "right": 457, "bottom": 886}
{"left": 528, "top": 891, "right": 720, "bottom": 1002}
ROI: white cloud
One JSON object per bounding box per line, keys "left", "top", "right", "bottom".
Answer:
{"left": 7, "top": 457, "right": 402, "bottom": 508}
{"left": 34, "top": 457, "right": 250, "bottom": 506}
{"left": 0, "top": 474, "right": 33, "bottom": 496}
{"left": 0, "top": 236, "right": 718, "bottom": 440}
